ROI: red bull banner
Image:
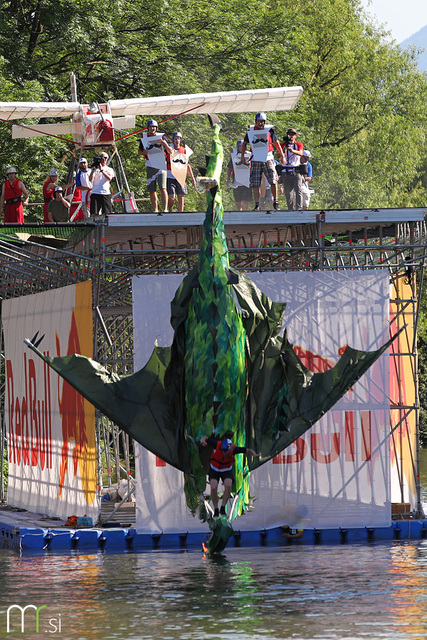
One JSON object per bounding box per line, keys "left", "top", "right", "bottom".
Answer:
{"left": 133, "top": 271, "right": 391, "bottom": 532}
{"left": 3, "top": 281, "right": 98, "bottom": 520}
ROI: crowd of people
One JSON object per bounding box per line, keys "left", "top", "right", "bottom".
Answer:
{"left": 1, "top": 113, "right": 313, "bottom": 222}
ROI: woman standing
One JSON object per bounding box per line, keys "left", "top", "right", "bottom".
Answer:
{"left": 42, "top": 168, "right": 58, "bottom": 222}
{"left": 0, "top": 166, "right": 29, "bottom": 223}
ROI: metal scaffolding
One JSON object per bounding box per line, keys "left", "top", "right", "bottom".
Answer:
{"left": 0, "top": 207, "right": 425, "bottom": 519}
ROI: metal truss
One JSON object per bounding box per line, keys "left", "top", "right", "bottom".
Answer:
{"left": 0, "top": 208, "right": 425, "bottom": 517}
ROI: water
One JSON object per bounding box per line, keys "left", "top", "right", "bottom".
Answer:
{"left": 2, "top": 542, "right": 427, "bottom": 640}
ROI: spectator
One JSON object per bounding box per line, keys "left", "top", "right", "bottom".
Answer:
{"left": 138, "top": 119, "right": 173, "bottom": 212}
{"left": 72, "top": 157, "right": 92, "bottom": 219}
{"left": 300, "top": 151, "right": 313, "bottom": 210}
{"left": 240, "top": 112, "right": 285, "bottom": 211}
{"left": 42, "top": 168, "right": 58, "bottom": 222}
{"left": 227, "top": 140, "right": 252, "bottom": 211}
{"left": 89, "top": 152, "right": 115, "bottom": 216}
{"left": 166, "top": 132, "right": 196, "bottom": 212}
{"left": 280, "top": 128, "right": 305, "bottom": 210}
{"left": 0, "top": 166, "right": 29, "bottom": 223}
{"left": 47, "top": 186, "right": 71, "bottom": 222}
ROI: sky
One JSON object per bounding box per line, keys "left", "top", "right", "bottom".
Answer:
{"left": 360, "top": 0, "right": 427, "bottom": 43}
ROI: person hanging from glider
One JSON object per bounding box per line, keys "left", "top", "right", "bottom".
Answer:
{"left": 200, "top": 432, "right": 260, "bottom": 517}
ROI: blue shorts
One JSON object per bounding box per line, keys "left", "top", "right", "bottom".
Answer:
{"left": 167, "top": 177, "right": 187, "bottom": 196}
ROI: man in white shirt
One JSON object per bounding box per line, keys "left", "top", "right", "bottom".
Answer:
{"left": 89, "top": 152, "right": 115, "bottom": 216}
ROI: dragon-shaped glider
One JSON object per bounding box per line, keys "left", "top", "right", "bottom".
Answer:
{"left": 26, "top": 121, "right": 394, "bottom": 551}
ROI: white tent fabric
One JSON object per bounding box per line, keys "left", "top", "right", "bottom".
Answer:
{"left": 133, "top": 270, "right": 391, "bottom": 532}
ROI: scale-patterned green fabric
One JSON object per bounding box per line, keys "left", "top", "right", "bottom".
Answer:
{"left": 183, "top": 125, "right": 248, "bottom": 516}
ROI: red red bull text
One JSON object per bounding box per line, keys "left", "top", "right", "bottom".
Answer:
{"left": 6, "top": 353, "right": 52, "bottom": 469}
{"left": 273, "top": 411, "right": 372, "bottom": 464}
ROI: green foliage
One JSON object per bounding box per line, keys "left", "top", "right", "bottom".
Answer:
{"left": 0, "top": 0, "right": 425, "bottom": 212}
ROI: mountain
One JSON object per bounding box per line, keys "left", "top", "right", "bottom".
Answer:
{"left": 401, "top": 25, "right": 427, "bottom": 71}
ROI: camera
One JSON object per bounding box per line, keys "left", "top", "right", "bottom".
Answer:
{"left": 283, "top": 134, "right": 292, "bottom": 147}
{"left": 91, "top": 156, "right": 102, "bottom": 169}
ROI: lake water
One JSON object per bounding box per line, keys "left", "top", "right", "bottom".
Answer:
{"left": 2, "top": 449, "right": 427, "bottom": 640}
{"left": 1, "top": 542, "right": 427, "bottom": 640}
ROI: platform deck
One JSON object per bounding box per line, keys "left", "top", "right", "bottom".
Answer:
{"left": 1, "top": 506, "right": 426, "bottom": 554}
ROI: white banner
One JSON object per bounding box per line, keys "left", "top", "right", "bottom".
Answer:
{"left": 3, "top": 281, "right": 98, "bottom": 521}
{"left": 133, "top": 271, "right": 391, "bottom": 532}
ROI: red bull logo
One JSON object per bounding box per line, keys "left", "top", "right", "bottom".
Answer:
{"left": 55, "top": 281, "right": 96, "bottom": 504}
{"left": 6, "top": 353, "right": 53, "bottom": 469}
{"left": 56, "top": 310, "right": 95, "bottom": 501}
{"left": 6, "top": 280, "right": 96, "bottom": 506}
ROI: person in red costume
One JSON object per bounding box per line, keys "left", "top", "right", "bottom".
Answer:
{"left": 0, "top": 166, "right": 29, "bottom": 223}
{"left": 200, "top": 432, "right": 260, "bottom": 517}
{"left": 42, "top": 168, "right": 59, "bottom": 222}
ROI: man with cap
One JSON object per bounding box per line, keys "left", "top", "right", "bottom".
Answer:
{"left": 73, "top": 157, "right": 92, "bottom": 218}
{"left": 89, "top": 151, "right": 115, "bottom": 216}
{"left": 280, "top": 128, "right": 305, "bottom": 210}
{"left": 47, "top": 186, "right": 71, "bottom": 222}
{"left": 166, "top": 132, "right": 196, "bottom": 212}
{"left": 227, "top": 139, "right": 252, "bottom": 211}
{"left": 200, "top": 432, "right": 260, "bottom": 518}
{"left": 0, "top": 167, "right": 29, "bottom": 223}
{"left": 240, "top": 112, "right": 285, "bottom": 211}
{"left": 42, "top": 168, "right": 59, "bottom": 222}
{"left": 138, "top": 119, "right": 173, "bottom": 212}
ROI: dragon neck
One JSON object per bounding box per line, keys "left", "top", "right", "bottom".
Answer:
{"left": 200, "top": 123, "right": 230, "bottom": 279}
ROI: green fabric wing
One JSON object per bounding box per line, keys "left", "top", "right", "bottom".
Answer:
{"left": 26, "top": 342, "right": 190, "bottom": 473}
{"left": 231, "top": 271, "right": 394, "bottom": 470}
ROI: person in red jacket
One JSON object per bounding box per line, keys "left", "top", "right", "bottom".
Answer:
{"left": 200, "top": 433, "right": 260, "bottom": 517}
{"left": 42, "top": 168, "right": 59, "bottom": 222}
{"left": 0, "top": 166, "right": 29, "bottom": 223}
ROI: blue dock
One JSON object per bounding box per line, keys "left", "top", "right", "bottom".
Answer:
{"left": 1, "top": 506, "right": 426, "bottom": 554}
